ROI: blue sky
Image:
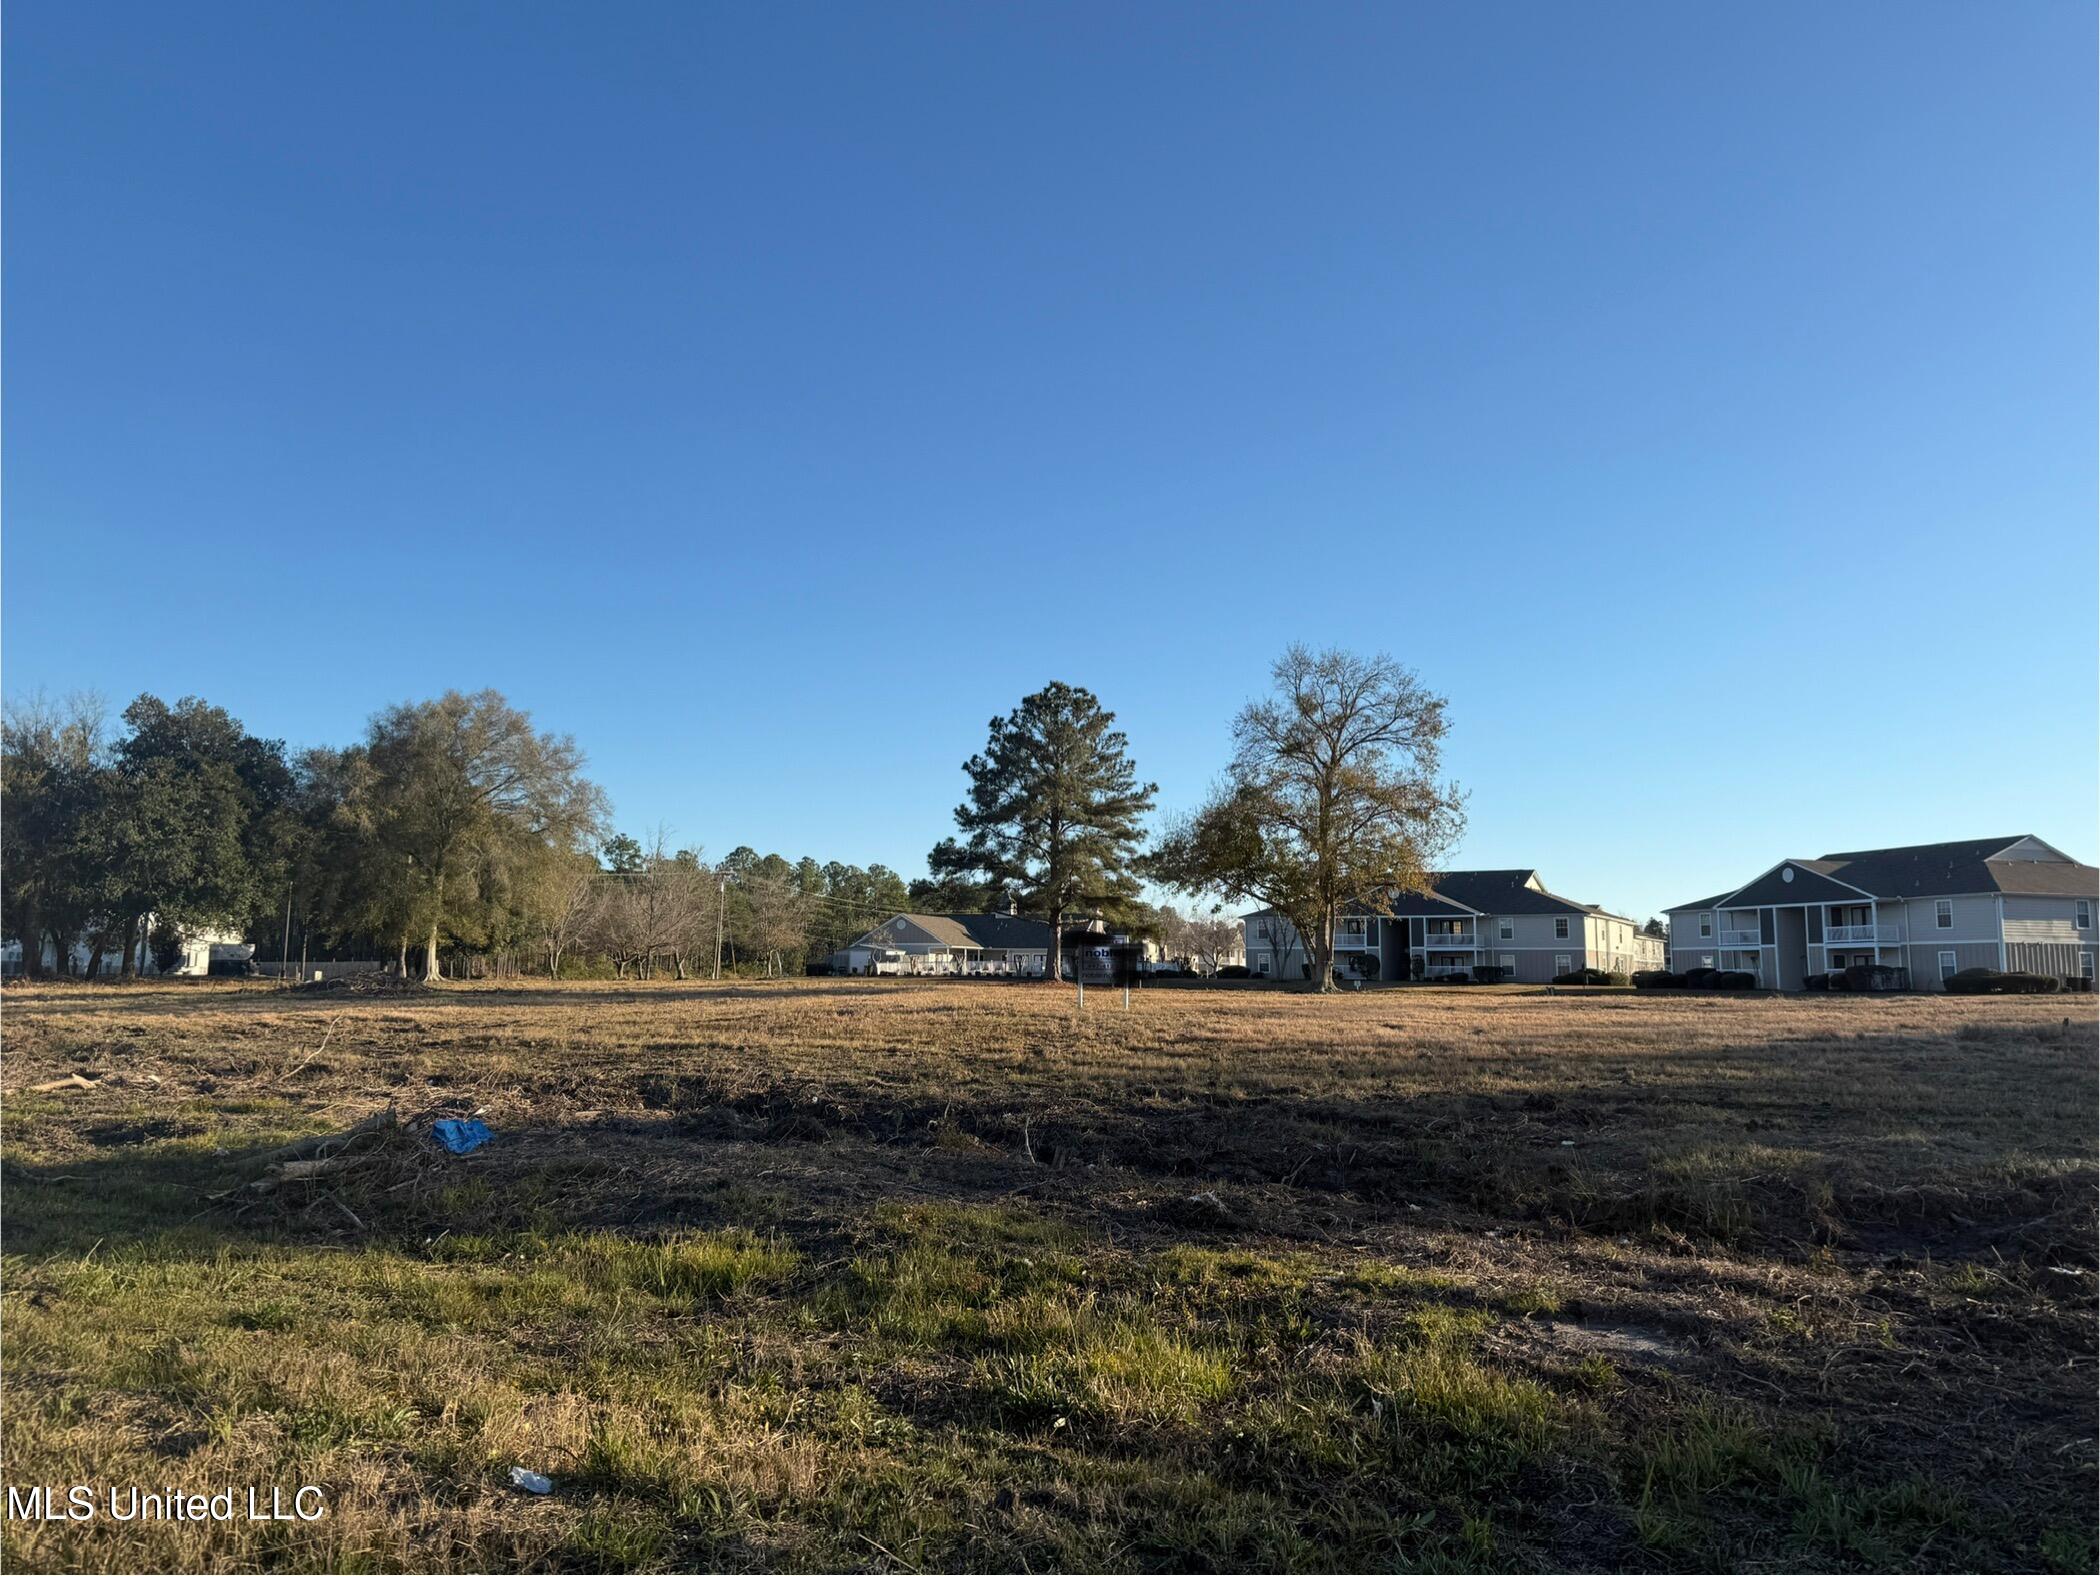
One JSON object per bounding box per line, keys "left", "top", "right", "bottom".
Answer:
{"left": 5, "top": 1, "right": 2093, "bottom": 920}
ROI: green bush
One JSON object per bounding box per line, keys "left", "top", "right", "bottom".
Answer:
{"left": 1632, "top": 970, "right": 1684, "bottom": 989}
{"left": 1602, "top": 970, "right": 1629, "bottom": 986}
{"left": 1471, "top": 964, "right": 1508, "bottom": 984}
{"left": 1945, "top": 967, "right": 2063, "bottom": 995}
{"left": 1553, "top": 967, "right": 1612, "bottom": 986}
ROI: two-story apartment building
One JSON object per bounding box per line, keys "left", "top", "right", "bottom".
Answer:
{"left": 1665, "top": 836, "right": 2097, "bottom": 990}
{"left": 1242, "top": 869, "right": 1657, "bottom": 984}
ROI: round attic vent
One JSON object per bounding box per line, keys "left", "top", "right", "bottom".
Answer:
{"left": 1782, "top": 866, "right": 1795, "bottom": 883}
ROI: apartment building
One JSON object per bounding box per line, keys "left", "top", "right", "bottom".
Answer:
{"left": 1665, "top": 836, "right": 2097, "bottom": 990}
{"left": 1243, "top": 869, "right": 1659, "bottom": 984}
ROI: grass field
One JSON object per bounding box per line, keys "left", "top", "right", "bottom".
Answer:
{"left": 2, "top": 977, "right": 2094, "bottom": 1572}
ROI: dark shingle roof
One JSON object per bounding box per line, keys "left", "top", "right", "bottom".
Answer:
{"left": 859, "top": 913, "right": 1058, "bottom": 950}
{"left": 1816, "top": 838, "right": 2097, "bottom": 899}
{"left": 948, "top": 913, "right": 1057, "bottom": 949}
{"left": 1431, "top": 870, "right": 1598, "bottom": 917}
{"left": 1670, "top": 837, "right": 2097, "bottom": 910}
{"left": 1719, "top": 862, "right": 1874, "bottom": 907}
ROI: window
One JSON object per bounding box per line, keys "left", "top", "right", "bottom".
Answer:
{"left": 1938, "top": 949, "right": 1958, "bottom": 983}
{"left": 1340, "top": 918, "right": 1365, "bottom": 941}
{"left": 1935, "top": 900, "right": 1952, "bottom": 930}
{"left": 2078, "top": 900, "right": 2091, "bottom": 930}
{"left": 1258, "top": 919, "right": 1273, "bottom": 941}
{"left": 2081, "top": 953, "right": 2094, "bottom": 980}
{"left": 1699, "top": 954, "right": 1715, "bottom": 968}
{"left": 1499, "top": 954, "right": 1516, "bottom": 968}
{"left": 1699, "top": 916, "right": 1712, "bottom": 938}
{"left": 1255, "top": 958, "right": 1269, "bottom": 976}
{"left": 1554, "top": 917, "right": 1570, "bottom": 940}
{"left": 1499, "top": 919, "right": 1513, "bottom": 940}
{"left": 1554, "top": 954, "right": 1571, "bottom": 974}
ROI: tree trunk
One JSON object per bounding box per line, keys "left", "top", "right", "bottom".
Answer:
{"left": 673, "top": 952, "right": 687, "bottom": 980}
{"left": 1310, "top": 907, "right": 1335, "bottom": 992}
{"left": 396, "top": 938, "right": 409, "bottom": 977}
{"left": 85, "top": 939, "right": 106, "bottom": 980}
{"left": 16, "top": 900, "right": 42, "bottom": 978}
{"left": 422, "top": 924, "right": 442, "bottom": 982}
{"left": 119, "top": 914, "right": 143, "bottom": 981}
{"left": 1048, "top": 907, "right": 1063, "bottom": 985}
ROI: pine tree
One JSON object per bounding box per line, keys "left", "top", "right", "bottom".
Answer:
{"left": 930, "top": 682, "right": 1155, "bottom": 984}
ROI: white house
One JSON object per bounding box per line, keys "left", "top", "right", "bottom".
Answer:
{"left": 1, "top": 923, "right": 254, "bottom": 979}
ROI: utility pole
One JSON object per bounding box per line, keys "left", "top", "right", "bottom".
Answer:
{"left": 712, "top": 876, "right": 725, "bottom": 981}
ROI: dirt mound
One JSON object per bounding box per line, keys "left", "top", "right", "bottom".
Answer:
{"left": 294, "top": 972, "right": 433, "bottom": 997}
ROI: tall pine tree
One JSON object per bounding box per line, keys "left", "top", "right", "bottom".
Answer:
{"left": 930, "top": 682, "right": 1155, "bottom": 983}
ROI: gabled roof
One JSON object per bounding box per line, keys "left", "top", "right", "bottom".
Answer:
{"left": 855, "top": 911, "right": 1061, "bottom": 951}
{"left": 1431, "top": 870, "right": 1598, "bottom": 917}
{"left": 1248, "top": 870, "right": 1617, "bottom": 924}
{"left": 1816, "top": 838, "right": 2097, "bottom": 900}
{"left": 947, "top": 912, "right": 1057, "bottom": 949}
{"left": 1669, "top": 836, "right": 2098, "bottom": 911}
{"left": 1719, "top": 860, "right": 1875, "bottom": 908}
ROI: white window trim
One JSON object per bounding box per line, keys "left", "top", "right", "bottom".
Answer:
{"left": 1935, "top": 900, "right": 1953, "bottom": 929}
{"left": 1554, "top": 917, "right": 1570, "bottom": 940}
{"left": 2077, "top": 900, "right": 2091, "bottom": 930}
{"left": 1937, "top": 949, "right": 1958, "bottom": 982}
{"left": 1498, "top": 919, "right": 1514, "bottom": 940}
{"left": 2080, "top": 952, "right": 2094, "bottom": 979}
{"left": 1698, "top": 917, "right": 1712, "bottom": 937}
{"left": 1554, "top": 953, "right": 1571, "bottom": 974}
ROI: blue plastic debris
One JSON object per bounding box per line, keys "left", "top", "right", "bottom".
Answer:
{"left": 431, "top": 1118, "right": 492, "bottom": 1155}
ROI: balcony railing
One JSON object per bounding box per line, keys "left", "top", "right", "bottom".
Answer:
{"left": 1420, "top": 931, "right": 1478, "bottom": 950}
{"left": 1423, "top": 965, "right": 1474, "bottom": 979}
{"left": 1718, "top": 929, "right": 1761, "bottom": 947}
{"left": 1335, "top": 929, "right": 1377, "bottom": 949}
{"left": 1825, "top": 923, "right": 1903, "bottom": 944}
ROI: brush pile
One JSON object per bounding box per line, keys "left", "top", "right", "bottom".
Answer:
{"left": 222, "top": 1102, "right": 490, "bottom": 1233}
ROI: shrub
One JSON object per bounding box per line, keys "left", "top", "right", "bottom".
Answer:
{"left": 1216, "top": 965, "right": 1250, "bottom": 979}
{"left": 1553, "top": 968, "right": 1612, "bottom": 986}
{"left": 1944, "top": 967, "right": 2062, "bottom": 995}
{"left": 1471, "top": 964, "right": 1508, "bottom": 984}
{"left": 1632, "top": 970, "right": 1684, "bottom": 989}
{"left": 1710, "top": 970, "right": 1756, "bottom": 989}
{"left": 1802, "top": 971, "right": 1830, "bottom": 991}
{"left": 1681, "top": 967, "right": 1719, "bottom": 987}
{"left": 1602, "top": 970, "right": 1630, "bottom": 986}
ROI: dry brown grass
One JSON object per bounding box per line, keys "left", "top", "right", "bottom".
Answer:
{"left": 2, "top": 978, "right": 2094, "bottom": 1572}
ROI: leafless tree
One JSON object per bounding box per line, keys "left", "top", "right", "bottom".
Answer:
{"left": 1150, "top": 645, "right": 1463, "bottom": 992}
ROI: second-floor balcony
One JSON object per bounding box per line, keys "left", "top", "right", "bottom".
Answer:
{"left": 1825, "top": 923, "right": 1904, "bottom": 944}
{"left": 1420, "top": 928, "right": 1478, "bottom": 950}
{"left": 1718, "top": 929, "right": 1762, "bottom": 947}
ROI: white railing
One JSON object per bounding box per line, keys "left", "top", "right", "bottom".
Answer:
{"left": 1825, "top": 923, "right": 1903, "bottom": 944}
{"left": 1421, "top": 931, "right": 1478, "bottom": 950}
{"left": 1718, "top": 929, "right": 1761, "bottom": 946}
{"left": 1423, "top": 965, "right": 1473, "bottom": 979}
{"left": 1335, "top": 930, "right": 1376, "bottom": 949}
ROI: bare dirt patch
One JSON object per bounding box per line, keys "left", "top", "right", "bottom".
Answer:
{"left": 2, "top": 979, "right": 2093, "bottom": 1572}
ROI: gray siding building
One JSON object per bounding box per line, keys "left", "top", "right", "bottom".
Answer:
{"left": 1243, "top": 870, "right": 1663, "bottom": 984}
{"left": 1665, "top": 836, "right": 2097, "bottom": 990}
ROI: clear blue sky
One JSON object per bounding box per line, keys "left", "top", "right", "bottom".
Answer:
{"left": 5, "top": 1, "right": 2093, "bottom": 920}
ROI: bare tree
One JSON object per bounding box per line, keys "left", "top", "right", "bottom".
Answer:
{"left": 536, "top": 851, "right": 602, "bottom": 980}
{"left": 1149, "top": 646, "right": 1463, "bottom": 992}
{"left": 742, "top": 871, "right": 809, "bottom": 977}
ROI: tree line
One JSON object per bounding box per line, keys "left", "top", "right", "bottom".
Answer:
{"left": 5, "top": 643, "right": 1478, "bottom": 991}
{"left": 0, "top": 690, "right": 921, "bottom": 982}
